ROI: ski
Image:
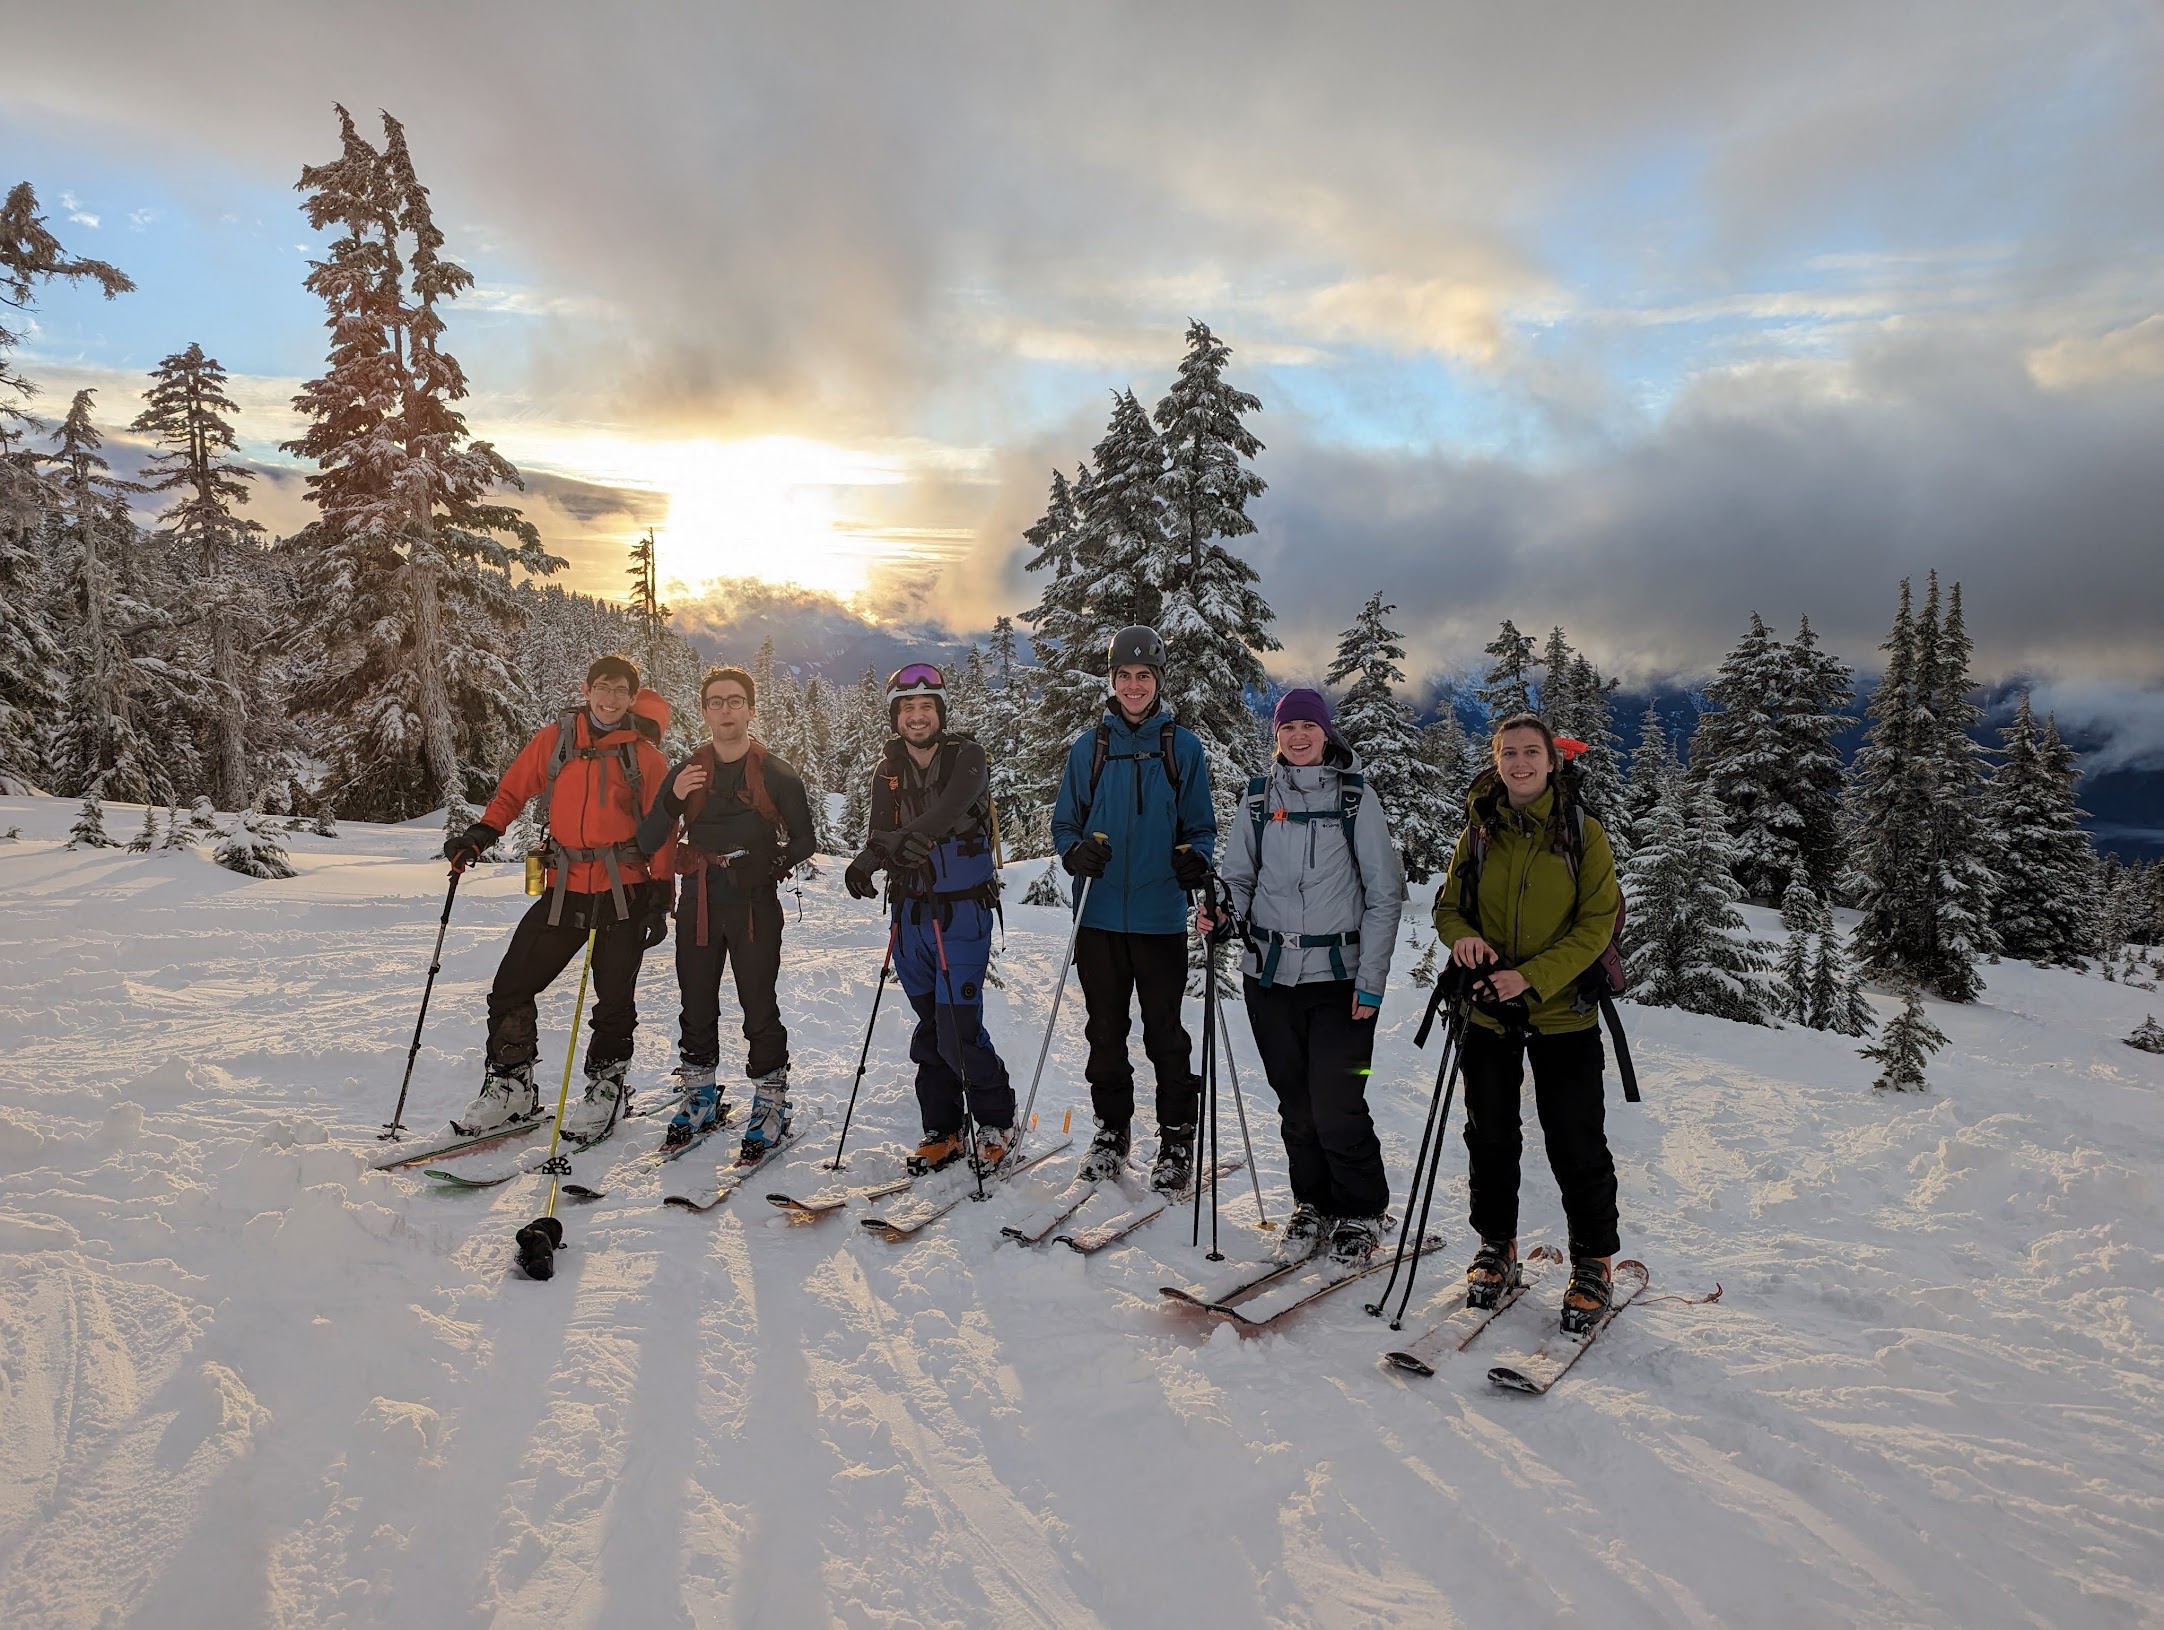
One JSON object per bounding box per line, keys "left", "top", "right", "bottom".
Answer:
{"left": 1000, "top": 1169, "right": 1123, "bottom": 1246}
{"left": 1486, "top": 1259, "right": 1651, "bottom": 1394}
{"left": 765, "top": 1175, "right": 913, "bottom": 1216}
{"left": 859, "top": 1140, "right": 1074, "bottom": 1240}
{"left": 1060, "top": 1158, "right": 1247, "bottom": 1254}
{"left": 370, "top": 1113, "right": 552, "bottom": 1171}
{"left": 1381, "top": 1246, "right": 1562, "bottom": 1376}
{"left": 661, "top": 1118, "right": 806, "bottom": 1213}
{"left": 1158, "top": 1253, "right": 1303, "bottom": 1312}
{"left": 1165, "top": 1235, "right": 1444, "bottom": 1329}
{"left": 413, "top": 1098, "right": 700, "bottom": 1193}
{"left": 649, "top": 1099, "right": 737, "bottom": 1167}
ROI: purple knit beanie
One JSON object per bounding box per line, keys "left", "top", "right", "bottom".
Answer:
{"left": 1273, "top": 688, "right": 1334, "bottom": 733}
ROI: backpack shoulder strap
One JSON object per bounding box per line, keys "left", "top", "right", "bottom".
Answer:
{"left": 1160, "top": 719, "right": 1182, "bottom": 796}
{"left": 1087, "top": 721, "right": 1111, "bottom": 797}
{"left": 1245, "top": 773, "right": 1269, "bottom": 849}
{"left": 537, "top": 709, "right": 581, "bottom": 831}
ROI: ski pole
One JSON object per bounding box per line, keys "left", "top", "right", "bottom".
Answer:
{"left": 517, "top": 926, "right": 595, "bottom": 1282}
{"left": 1015, "top": 867, "right": 1095, "bottom": 1151}
{"left": 1216, "top": 1002, "right": 1270, "bottom": 1228}
{"left": 1365, "top": 991, "right": 1466, "bottom": 1318}
{"left": 1387, "top": 1018, "right": 1466, "bottom": 1328}
{"left": 1191, "top": 924, "right": 1216, "bottom": 1251}
{"left": 826, "top": 918, "right": 898, "bottom": 1170}
{"left": 381, "top": 861, "right": 465, "bottom": 1141}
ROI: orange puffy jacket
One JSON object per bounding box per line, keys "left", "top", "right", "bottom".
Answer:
{"left": 483, "top": 688, "right": 678, "bottom": 895}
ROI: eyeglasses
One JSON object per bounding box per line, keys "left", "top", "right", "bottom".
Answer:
{"left": 702, "top": 693, "right": 751, "bottom": 711}
{"left": 889, "top": 663, "right": 944, "bottom": 690}
{"left": 588, "top": 680, "right": 634, "bottom": 699}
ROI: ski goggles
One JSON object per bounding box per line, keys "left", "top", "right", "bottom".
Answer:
{"left": 888, "top": 662, "right": 945, "bottom": 693}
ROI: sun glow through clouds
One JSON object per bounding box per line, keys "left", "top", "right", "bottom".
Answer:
{"left": 507, "top": 432, "right": 914, "bottom": 600}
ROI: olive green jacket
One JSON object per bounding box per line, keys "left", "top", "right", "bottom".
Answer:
{"left": 1431, "top": 783, "right": 1621, "bottom": 1036}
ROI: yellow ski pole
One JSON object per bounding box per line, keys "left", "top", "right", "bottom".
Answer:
{"left": 517, "top": 927, "right": 596, "bottom": 1280}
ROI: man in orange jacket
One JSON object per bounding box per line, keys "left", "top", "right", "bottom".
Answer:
{"left": 443, "top": 653, "right": 676, "bottom": 1140}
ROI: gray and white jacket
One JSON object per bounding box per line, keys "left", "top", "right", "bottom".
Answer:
{"left": 1219, "top": 742, "right": 1407, "bottom": 1003}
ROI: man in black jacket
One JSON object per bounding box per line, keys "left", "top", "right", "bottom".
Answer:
{"left": 637, "top": 665, "right": 815, "bottom": 1159}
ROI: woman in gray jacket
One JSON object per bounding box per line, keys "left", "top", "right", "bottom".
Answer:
{"left": 1201, "top": 688, "right": 1408, "bottom": 1266}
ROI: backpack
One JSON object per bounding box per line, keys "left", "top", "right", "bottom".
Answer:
{"left": 535, "top": 708, "right": 648, "bottom": 843}
{"left": 1456, "top": 759, "right": 1639, "bottom": 1102}
{"left": 1076, "top": 715, "right": 1182, "bottom": 825}
{"left": 1243, "top": 762, "right": 1364, "bottom": 876}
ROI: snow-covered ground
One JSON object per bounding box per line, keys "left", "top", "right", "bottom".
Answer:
{"left": 2, "top": 796, "right": 2160, "bottom": 1629}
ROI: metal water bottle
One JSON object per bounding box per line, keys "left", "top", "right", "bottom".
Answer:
{"left": 524, "top": 851, "right": 545, "bottom": 896}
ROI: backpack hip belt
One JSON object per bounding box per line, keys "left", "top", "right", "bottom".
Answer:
{"left": 678, "top": 843, "right": 769, "bottom": 947}
{"left": 1247, "top": 925, "right": 1361, "bottom": 986}
{"left": 543, "top": 838, "right": 647, "bottom": 926}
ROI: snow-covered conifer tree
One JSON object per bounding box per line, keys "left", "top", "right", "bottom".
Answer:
{"left": 283, "top": 108, "right": 562, "bottom": 820}
{"left": 310, "top": 802, "right": 339, "bottom": 839}
{"left": 2126, "top": 1015, "right": 2164, "bottom": 1055}
{"left": 1326, "top": 591, "right": 1448, "bottom": 880}
{"left": 133, "top": 342, "right": 267, "bottom": 810}
{"left": 159, "top": 805, "right": 191, "bottom": 850}
{"left": 126, "top": 801, "right": 158, "bottom": 854}
{"left": 1, "top": 185, "right": 133, "bottom": 792}
{"left": 1693, "top": 612, "right": 1796, "bottom": 901}
{"left": 41, "top": 391, "right": 176, "bottom": 803}
{"left": 68, "top": 788, "right": 116, "bottom": 849}
{"left": 1149, "top": 324, "right": 1276, "bottom": 810}
{"left": 215, "top": 808, "right": 297, "bottom": 880}
{"left": 1853, "top": 574, "right": 1994, "bottom": 1002}
{"left": 1779, "top": 614, "right": 1852, "bottom": 899}
{"left": 1775, "top": 879, "right": 1818, "bottom": 1025}
{"left": 1477, "top": 620, "right": 1536, "bottom": 720}
{"left": 1861, "top": 984, "right": 1946, "bottom": 1091}
{"left": 1622, "top": 776, "right": 1771, "bottom": 1024}
{"left": 1422, "top": 706, "right": 1480, "bottom": 825}
{"left": 1985, "top": 694, "right": 2095, "bottom": 966}
{"left": 1809, "top": 899, "right": 1876, "bottom": 1037}
{"left": 1625, "top": 704, "right": 1673, "bottom": 845}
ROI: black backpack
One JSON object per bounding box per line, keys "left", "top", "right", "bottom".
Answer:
{"left": 1075, "top": 714, "right": 1182, "bottom": 825}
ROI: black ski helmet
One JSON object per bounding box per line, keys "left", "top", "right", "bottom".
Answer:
{"left": 1107, "top": 625, "right": 1167, "bottom": 676}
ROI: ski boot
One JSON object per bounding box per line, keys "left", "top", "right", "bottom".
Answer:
{"left": 1149, "top": 1125, "right": 1194, "bottom": 1194}
{"left": 560, "top": 1058, "right": 630, "bottom": 1143}
{"left": 1327, "top": 1214, "right": 1385, "bottom": 1267}
{"left": 1271, "top": 1202, "right": 1330, "bottom": 1266}
{"left": 974, "top": 1124, "right": 1016, "bottom": 1170}
{"left": 452, "top": 1061, "right": 538, "bottom": 1136}
{"left": 665, "top": 1063, "right": 726, "bottom": 1149}
{"left": 1076, "top": 1119, "right": 1130, "bottom": 1182}
{"left": 1465, "top": 1239, "right": 1521, "bottom": 1311}
{"left": 736, "top": 1068, "right": 791, "bottom": 1164}
{"left": 1560, "top": 1257, "right": 1614, "bottom": 1336}
{"left": 908, "top": 1128, "right": 967, "bottom": 1175}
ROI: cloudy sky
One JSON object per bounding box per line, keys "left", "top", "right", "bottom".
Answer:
{"left": 8, "top": 3, "right": 2162, "bottom": 734}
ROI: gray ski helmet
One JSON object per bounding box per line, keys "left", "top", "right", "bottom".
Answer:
{"left": 1107, "top": 625, "right": 1167, "bottom": 676}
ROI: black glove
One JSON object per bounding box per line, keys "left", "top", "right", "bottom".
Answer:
{"left": 893, "top": 829, "right": 933, "bottom": 868}
{"left": 444, "top": 820, "right": 499, "bottom": 867}
{"left": 1172, "top": 846, "right": 1211, "bottom": 891}
{"left": 845, "top": 851, "right": 881, "bottom": 899}
{"left": 640, "top": 880, "right": 674, "bottom": 948}
{"left": 1063, "top": 834, "right": 1112, "bottom": 879}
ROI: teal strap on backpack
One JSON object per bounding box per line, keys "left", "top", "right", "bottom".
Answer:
{"left": 1245, "top": 770, "right": 1364, "bottom": 850}
{"left": 1247, "top": 925, "right": 1362, "bottom": 986}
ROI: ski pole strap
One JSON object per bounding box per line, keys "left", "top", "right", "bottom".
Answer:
{"left": 1599, "top": 995, "right": 1641, "bottom": 1103}
{"left": 544, "top": 839, "right": 645, "bottom": 925}
{"left": 1247, "top": 926, "right": 1360, "bottom": 987}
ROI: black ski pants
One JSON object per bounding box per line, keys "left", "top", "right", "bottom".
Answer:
{"left": 1244, "top": 977, "right": 1388, "bottom": 1219}
{"left": 1459, "top": 1022, "right": 1620, "bottom": 1259}
{"left": 1074, "top": 928, "right": 1199, "bottom": 1130}
{"left": 674, "top": 889, "right": 789, "bottom": 1079}
{"left": 486, "top": 886, "right": 654, "bottom": 1075}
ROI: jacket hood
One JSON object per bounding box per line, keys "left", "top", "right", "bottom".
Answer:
{"left": 1101, "top": 698, "right": 1174, "bottom": 735}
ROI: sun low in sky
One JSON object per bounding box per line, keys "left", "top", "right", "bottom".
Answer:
{"left": 7, "top": 1, "right": 2164, "bottom": 705}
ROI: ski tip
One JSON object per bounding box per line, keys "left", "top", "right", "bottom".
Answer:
{"left": 1487, "top": 1366, "right": 1541, "bottom": 1393}
{"left": 561, "top": 1184, "right": 606, "bottom": 1203}
{"left": 1382, "top": 1353, "right": 1436, "bottom": 1378}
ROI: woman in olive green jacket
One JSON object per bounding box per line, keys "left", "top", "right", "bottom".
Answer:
{"left": 1432, "top": 713, "right": 1622, "bottom": 1334}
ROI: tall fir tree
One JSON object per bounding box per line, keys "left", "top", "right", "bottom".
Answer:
{"left": 132, "top": 343, "right": 266, "bottom": 810}
{"left": 1985, "top": 694, "right": 2095, "bottom": 966}
{"left": 41, "top": 391, "right": 173, "bottom": 802}
{"left": 282, "top": 107, "right": 562, "bottom": 819}
{"left": 1148, "top": 324, "right": 1276, "bottom": 807}
{"left": 1809, "top": 899, "right": 1877, "bottom": 1037}
{"left": 1861, "top": 984, "right": 1946, "bottom": 1092}
{"left": 1621, "top": 775, "right": 1772, "bottom": 1025}
{"left": 1, "top": 184, "right": 133, "bottom": 792}
{"left": 1852, "top": 574, "right": 1995, "bottom": 1002}
{"left": 1692, "top": 612, "right": 1796, "bottom": 901}
{"left": 1779, "top": 614, "right": 1853, "bottom": 899}
{"left": 1624, "top": 703, "right": 1674, "bottom": 847}
{"left": 1326, "top": 591, "right": 1448, "bottom": 881}
{"left": 1477, "top": 619, "right": 1536, "bottom": 720}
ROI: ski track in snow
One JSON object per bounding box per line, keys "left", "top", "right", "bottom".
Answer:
{"left": 1, "top": 796, "right": 2161, "bottom": 1628}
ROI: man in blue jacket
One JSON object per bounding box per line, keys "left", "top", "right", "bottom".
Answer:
{"left": 1051, "top": 626, "right": 1217, "bottom": 1191}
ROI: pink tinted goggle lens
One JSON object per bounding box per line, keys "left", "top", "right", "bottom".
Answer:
{"left": 891, "top": 663, "right": 944, "bottom": 690}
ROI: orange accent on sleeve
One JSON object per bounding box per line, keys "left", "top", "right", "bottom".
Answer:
{"left": 481, "top": 723, "right": 560, "bottom": 834}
